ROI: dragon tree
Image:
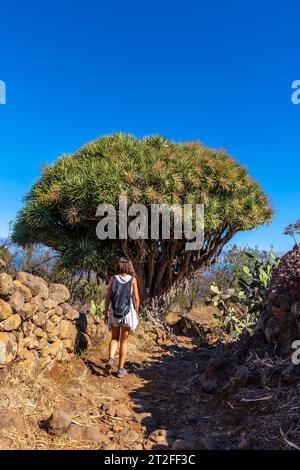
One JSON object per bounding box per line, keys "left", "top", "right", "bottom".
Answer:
{"left": 12, "top": 134, "right": 273, "bottom": 301}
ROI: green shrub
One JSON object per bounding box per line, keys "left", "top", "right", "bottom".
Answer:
{"left": 207, "top": 249, "right": 280, "bottom": 336}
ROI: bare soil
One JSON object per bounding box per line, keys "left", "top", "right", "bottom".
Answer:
{"left": 0, "top": 319, "right": 299, "bottom": 450}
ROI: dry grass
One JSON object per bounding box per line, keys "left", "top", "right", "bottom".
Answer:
{"left": 1, "top": 319, "right": 300, "bottom": 450}
{"left": 187, "top": 304, "right": 218, "bottom": 324}
{"left": 0, "top": 321, "right": 159, "bottom": 450}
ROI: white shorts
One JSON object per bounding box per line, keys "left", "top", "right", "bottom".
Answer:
{"left": 108, "top": 300, "right": 138, "bottom": 332}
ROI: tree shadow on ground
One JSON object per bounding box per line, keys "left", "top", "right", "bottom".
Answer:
{"left": 126, "top": 341, "right": 232, "bottom": 448}
{"left": 126, "top": 330, "right": 290, "bottom": 450}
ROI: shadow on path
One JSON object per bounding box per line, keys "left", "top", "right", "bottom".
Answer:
{"left": 126, "top": 333, "right": 292, "bottom": 450}
{"left": 127, "top": 342, "right": 227, "bottom": 445}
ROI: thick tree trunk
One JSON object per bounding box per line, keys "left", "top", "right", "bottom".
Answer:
{"left": 120, "top": 226, "right": 238, "bottom": 320}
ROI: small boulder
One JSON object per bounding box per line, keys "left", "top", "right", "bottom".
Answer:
{"left": 0, "top": 314, "right": 22, "bottom": 331}
{"left": 22, "top": 321, "right": 35, "bottom": 337}
{"left": 34, "top": 327, "right": 47, "bottom": 339}
{"left": 16, "top": 272, "right": 49, "bottom": 299}
{"left": 171, "top": 438, "right": 198, "bottom": 450}
{"left": 17, "top": 349, "right": 40, "bottom": 377}
{"left": 30, "top": 295, "right": 45, "bottom": 313}
{"left": 14, "top": 280, "right": 32, "bottom": 302}
{"left": 59, "top": 319, "right": 71, "bottom": 340}
{"left": 48, "top": 410, "right": 71, "bottom": 436}
{"left": 65, "top": 309, "right": 79, "bottom": 321}
{"left": 50, "top": 314, "right": 62, "bottom": 326}
{"left": 148, "top": 429, "right": 175, "bottom": 447}
{"left": 0, "top": 332, "right": 18, "bottom": 364}
{"left": 0, "top": 273, "right": 16, "bottom": 299}
{"left": 61, "top": 303, "right": 79, "bottom": 321}
{"left": 23, "top": 333, "right": 39, "bottom": 350}
{"left": 54, "top": 305, "right": 63, "bottom": 317}
{"left": 0, "top": 299, "right": 12, "bottom": 321}
{"left": 66, "top": 423, "right": 83, "bottom": 441}
{"left": 20, "top": 302, "right": 37, "bottom": 320}
{"left": 49, "top": 284, "right": 70, "bottom": 304}
{"left": 9, "top": 290, "right": 25, "bottom": 314}
{"left": 37, "top": 338, "right": 49, "bottom": 355}
{"left": 32, "top": 311, "right": 48, "bottom": 327}
{"left": 105, "top": 403, "right": 132, "bottom": 419}
{"left": 47, "top": 308, "right": 56, "bottom": 318}
{"left": 43, "top": 298, "right": 58, "bottom": 310}
{"left": 46, "top": 319, "right": 59, "bottom": 337}
{"left": 114, "top": 404, "right": 132, "bottom": 419}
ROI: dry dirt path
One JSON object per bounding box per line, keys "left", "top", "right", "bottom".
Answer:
{"left": 0, "top": 332, "right": 299, "bottom": 450}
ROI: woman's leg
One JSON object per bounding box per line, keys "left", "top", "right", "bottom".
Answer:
{"left": 119, "top": 327, "right": 130, "bottom": 369}
{"left": 109, "top": 326, "right": 120, "bottom": 360}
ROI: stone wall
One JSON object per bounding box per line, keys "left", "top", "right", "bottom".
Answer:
{"left": 0, "top": 271, "right": 101, "bottom": 375}
{"left": 261, "top": 245, "right": 300, "bottom": 354}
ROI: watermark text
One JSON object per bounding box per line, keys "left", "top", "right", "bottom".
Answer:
{"left": 95, "top": 196, "right": 204, "bottom": 251}
{"left": 291, "top": 80, "right": 300, "bottom": 105}
{"left": 0, "top": 80, "right": 6, "bottom": 104}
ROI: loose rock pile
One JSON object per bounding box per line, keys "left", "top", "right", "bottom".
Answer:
{"left": 0, "top": 271, "right": 101, "bottom": 376}
{"left": 261, "top": 244, "right": 300, "bottom": 354}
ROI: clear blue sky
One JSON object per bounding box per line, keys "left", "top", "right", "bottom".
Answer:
{"left": 0, "top": 0, "right": 299, "bottom": 252}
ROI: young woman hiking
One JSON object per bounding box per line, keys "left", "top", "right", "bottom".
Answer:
{"left": 104, "top": 257, "right": 140, "bottom": 378}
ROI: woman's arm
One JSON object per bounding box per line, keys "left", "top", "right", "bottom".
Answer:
{"left": 132, "top": 278, "right": 140, "bottom": 314}
{"left": 104, "top": 278, "right": 113, "bottom": 324}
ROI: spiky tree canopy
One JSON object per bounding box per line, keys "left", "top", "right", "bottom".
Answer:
{"left": 12, "top": 134, "right": 273, "bottom": 299}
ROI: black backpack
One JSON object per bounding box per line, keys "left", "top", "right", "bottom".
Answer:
{"left": 111, "top": 275, "right": 133, "bottom": 318}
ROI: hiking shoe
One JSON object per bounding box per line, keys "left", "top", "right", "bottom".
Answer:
{"left": 116, "top": 368, "right": 128, "bottom": 378}
{"left": 104, "top": 358, "right": 114, "bottom": 376}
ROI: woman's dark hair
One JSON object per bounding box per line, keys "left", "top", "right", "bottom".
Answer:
{"left": 116, "top": 257, "right": 136, "bottom": 277}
